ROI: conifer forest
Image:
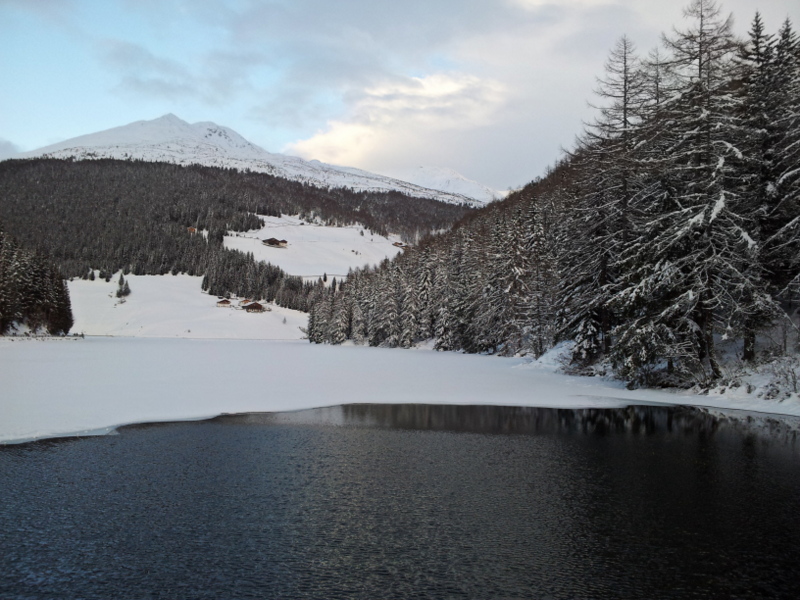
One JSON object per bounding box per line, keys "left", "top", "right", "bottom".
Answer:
{"left": 0, "top": 227, "right": 73, "bottom": 335}
{"left": 0, "top": 158, "right": 470, "bottom": 326}
{"left": 307, "top": 2, "right": 800, "bottom": 387}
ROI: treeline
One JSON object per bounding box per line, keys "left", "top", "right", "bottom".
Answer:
{"left": 0, "top": 158, "right": 470, "bottom": 311}
{"left": 307, "top": 1, "right": 800, "bottom": 387}
{"left": 0, "top": 226, "right": 73, "bottom": 334}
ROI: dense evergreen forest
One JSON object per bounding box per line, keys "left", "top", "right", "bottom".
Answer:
{"left": 0, "top": 158, "right": 470, "bottom": 313}
{"left": 307, "top": 1, "right": 800, "bottom": 387}
{"left": 0, "top": 227, "right": 73, "bottom": 335}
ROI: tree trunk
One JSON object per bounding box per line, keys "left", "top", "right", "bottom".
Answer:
{"left": 743, "top": 326, "right": 756, "bottom": 362}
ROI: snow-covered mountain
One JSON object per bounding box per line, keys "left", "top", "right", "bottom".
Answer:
{"left": 387, "top": 166, "right": 503, "bottom": 204}
{"left": 23, "top": 114, "right": 496, "bottom": 207}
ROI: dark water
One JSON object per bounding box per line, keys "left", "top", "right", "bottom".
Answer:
{"left": 2, "top": 404, "right": 800, "bottom": 599}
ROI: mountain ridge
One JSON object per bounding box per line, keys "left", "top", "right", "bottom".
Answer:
{"left": 22, "top": 114, "right": 497, "bottom": 207}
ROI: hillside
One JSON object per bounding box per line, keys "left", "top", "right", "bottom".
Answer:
{"left": 65, "top": 216, "right": 406, "bottom": 338}
{"left": 0, "top": 156, "right": 469, "bottom": 297}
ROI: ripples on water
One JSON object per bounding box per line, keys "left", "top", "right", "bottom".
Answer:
{"left": 2, "top": 404, "right": 800, "bottom": 599}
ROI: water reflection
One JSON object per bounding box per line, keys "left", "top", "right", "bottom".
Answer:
{"left": 209, "top": 402, "right": 800, "bottom": 442}
{"left": 2, "top": 404, "right": 799, "bottom": 600}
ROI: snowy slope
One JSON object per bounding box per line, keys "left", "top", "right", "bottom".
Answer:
{"left": 224, "top": 214, "right": 403, "bottom": 280}
{"left": 67, "top": 273, "right": 308, "bottom": 339}
{"left": 64, "top": 216, "right": 402, "bottom": 337}
{"left": 23, "top": 114, "right": 492, "bottom": 207}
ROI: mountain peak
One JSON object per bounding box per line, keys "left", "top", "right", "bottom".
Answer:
{"left": 153, "top": 113, "right": 188, "bottom": 125}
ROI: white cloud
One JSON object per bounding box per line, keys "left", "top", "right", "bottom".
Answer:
{"left": 509, "top": 0, "right": 617, "bottom": 8}
{"left": 5, "top": 0, "right": 799, "bottom": 189}
{"left": 287, "top": 73, "right": 506, "bottom": 168}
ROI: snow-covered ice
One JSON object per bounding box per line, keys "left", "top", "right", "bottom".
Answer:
{"left": 3, "top": 337, "right": 800, "bottom": 445}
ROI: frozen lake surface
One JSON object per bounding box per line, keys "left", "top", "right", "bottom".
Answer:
{"left": 3, "top": 337, "right": 800, "bottom": 445}
{"left": 2, "top": 404, "right": 799, "bottom": 599}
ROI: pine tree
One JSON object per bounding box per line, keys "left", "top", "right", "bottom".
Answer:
{"left": 557, "top": 37, "right": 647, "bottom": 364}
{"left": 616, "top": 0, "right": 749, "bottom": 380}
{"left": 764, "top": 20, "right": 800, "bottom": 300}
{"left": 0, "top": 226, "right": 74, "bottom": 335}
{"left": 733, "top": 12, "right": 791, "bottom": 360}
{"left": 524, "top": 194, "right": 559, "bottom": 357}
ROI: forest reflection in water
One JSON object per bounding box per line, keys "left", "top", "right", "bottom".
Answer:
{"left": 211, "top": 401, "right": 800, "bottom": 440}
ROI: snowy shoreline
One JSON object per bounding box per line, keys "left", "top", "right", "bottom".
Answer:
{"left": 3, "top": 336, "right": 799, "bottom": 445}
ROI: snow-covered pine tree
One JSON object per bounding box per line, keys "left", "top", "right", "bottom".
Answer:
{"left": 473, "top": 213, "right": 515, "bottom": 354}
{"left": 0, "top": 227, "right": 73, "bottom": 335}
{"left": 414, "top": 247, "right": 436, "bottom": 340}
{"left": 586, "top": 35, "right": 646, "bottom": 247}
{"left": 305, "top": 279, "right": 328, "bottom": 343}
{"left": 399, "top": 278, "right": 419, "bottom": 349}
{"left": 352, "top": 270, "right": 373, "bottom": 344}
{"left": 732, "top": 13, "right": 795, "bottom": 360}
{"left": 0, "top": 230, "right": 21, "bottom": 332}
{"left": 116, "top": 273, "right": 131, "bottom": 298}
{"left": 367, "top": 260, "right": 395, "bottom": 347}
{"left": 431, "top": 246, "right": 458, "bottom": 351}
{"left": 764, "top": 20, "right": 800, "bottom": 301}
{"left": 452, "top": 227, "right": 488, "bottom": 353}
{"left": 478, "top": 207, "right": 536, "bottom": 355}
{"left": 523, "top": 193, "right": 559, "bottom": 358}
{"left": 326, "top": 282, "right": 351, "bottom": 345}
{"left": 628, "top": 0, "right": 750, "bottom": 379}
{"left": 557, "top": 37, "right": 646, "bottom": 365}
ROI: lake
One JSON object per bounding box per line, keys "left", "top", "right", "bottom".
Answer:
{"left": 2, "top": 404, "right": 799, "bottom": 599}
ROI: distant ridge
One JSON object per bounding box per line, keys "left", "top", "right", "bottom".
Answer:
{"left": 23, "top": 114, "right": 497, "bottom": 207}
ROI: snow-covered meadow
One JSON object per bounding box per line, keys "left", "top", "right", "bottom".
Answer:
{"left": 65, "top": 214, "right": 407, "bottom": 338}
{"left": 67, "top": 273, "right": 307, "bottom": 339}
{"left": 223, "top": 214, "right": 403, "bottom": 279}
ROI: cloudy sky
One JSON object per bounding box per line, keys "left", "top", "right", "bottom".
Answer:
{"left": 1, "top": 0, "right": 798, "bottom": 190}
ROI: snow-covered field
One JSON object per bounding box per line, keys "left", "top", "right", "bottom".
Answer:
{"left": 2, "top": 337, "right": 799, "bottom": 445}
{"left": 223, "top": 215, "right": 403, "bottom": 279}
{"left": 68, "top": 273, "right": 307, "bottom": 339}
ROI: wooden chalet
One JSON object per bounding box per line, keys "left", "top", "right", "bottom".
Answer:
{"left": 216, "top": 298, "right": 232, "bottom": 307}
{"left": 244, "top": 302, "right": 267, "bottom": 313}
{"left": 262, "top": 237, "right": 288, "bottom": 248}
